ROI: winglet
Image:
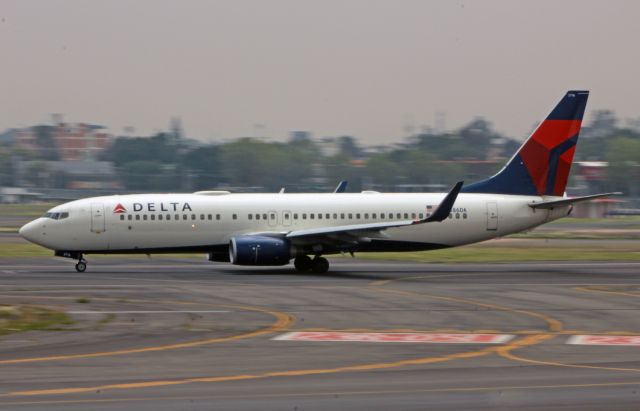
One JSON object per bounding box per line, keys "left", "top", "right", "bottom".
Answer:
{"left": 421, "top": 181, "right": 464, "bottom": 223}
{"left": 334, "top": 181, "right": 348, "bottom": 193}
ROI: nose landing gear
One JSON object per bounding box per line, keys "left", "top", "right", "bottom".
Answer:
{"left": 75, "top": 255, "right": 87, "bottom": 273}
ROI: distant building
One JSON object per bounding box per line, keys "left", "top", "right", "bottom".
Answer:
{"left": 53, "top": 122, "right": 111, "bottom": 161}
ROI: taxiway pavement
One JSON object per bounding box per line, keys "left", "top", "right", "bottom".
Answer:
{"left": 0, "top": 258, "right": 639, "bottom": 410}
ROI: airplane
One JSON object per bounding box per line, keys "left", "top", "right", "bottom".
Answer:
{"left": 19, "top": 90, "right": 619, "bottom": 273}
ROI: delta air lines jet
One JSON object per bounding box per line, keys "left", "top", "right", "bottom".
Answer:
{"left": 19, "top": 91, "right": 618, "bottom": 273}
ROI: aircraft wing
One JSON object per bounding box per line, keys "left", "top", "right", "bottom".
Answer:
{"left": 247, "top": 181, "right": 463, "bottom": 245}
{"left": 528, "top": 192, "right": 622, "bottom": 209}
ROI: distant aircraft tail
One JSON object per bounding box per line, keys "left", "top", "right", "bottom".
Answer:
{"left": 463, "top": 90, "right": 589, "bottom": 196}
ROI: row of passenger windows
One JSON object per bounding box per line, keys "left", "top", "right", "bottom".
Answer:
{"left": 120, "top": 212, "right": 468, "bottom": 222}
{"left": 120, "top": 213, "right": 229, "bottom": 221}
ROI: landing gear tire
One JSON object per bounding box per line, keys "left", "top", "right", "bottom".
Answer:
{"left": 311, "top": 256, "right": 329, "bottom": 274}
{"left": 294, "top": 255, "right": 313, "bottom": 272}
{"left": 75, "top": 261, "right": 87, "bottom": 273}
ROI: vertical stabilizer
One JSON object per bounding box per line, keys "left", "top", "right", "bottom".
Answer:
{"left": 463, "top": 90, "right": 589, "bottom": 196}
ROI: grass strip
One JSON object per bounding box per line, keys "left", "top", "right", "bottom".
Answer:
{"left": 0, "top": 305, "right": 73, "bottom": 336}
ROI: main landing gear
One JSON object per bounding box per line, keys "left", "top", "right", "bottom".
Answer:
{"left": 294, "top": 255, "right": 329, "bottom": 274}
{"left": 75, "top": 255, "right": 88, "bottom": 273}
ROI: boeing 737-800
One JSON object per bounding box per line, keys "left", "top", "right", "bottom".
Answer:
{"left": 19, "top": 91, "right": 618, "bottom": 273}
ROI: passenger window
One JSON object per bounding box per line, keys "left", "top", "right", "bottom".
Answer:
{"left": 191, "top": 214, "right": 196, "bottom": 220}
{"left": 151, "top": 215, "right": 156, "bottom": 221}
{"left": 135, "top": 215, "right": 140, "bottom": 221}
{"left": 207, "top": 214, "right": 212, "bottom": 220}
{"left": 310, "top": 213, "right": 315, "bottom": 219}
{"left": 411, "top": 213, "right": 416, "bottom": 219}
{"left": 256, "top": 214, "right": 261, "bottom": 220}
{"left": 372, "top": 213, "right": 377, "bottom": 219}
{"left": 232, "top": 214, "right": 237, "bottom": 220}
{"left": 120, "top": 215, "right": 125, "bottom": 221}
{"left": 364, "top": 213, "right": 369, "bottom": 219}
{"left": 270, "top": 213, "right": 275, "bottom": 220}
{"left": 463, "top": 213, "right": 467, "bottom": 219}
{"left": 128, "top": 215, "right": 132, "bottom": 221}
{"left": 248, "top": 214, "right": 253, "bottom": 220}
{"left": 158, "top": 215, "right": 163, "bottom": 221}
{"left": 397, "top": 213, "right": 401, "bottom": 219}
{"left": 348, "top": 213, "right": 353, "bottom": 219}
{"left": 216, "top": 214, "right": 221, "bottom": 220}
{"left": 293, "top": 213, "right": 298, "bottom": 219}
{"left": 302, "top": 213, "right": 307, "bottom": 219}
{"left": 326, "top": 213, "right": 330, "bottom": 219}
{"left": 200, "top": 214, "right": 205, "bottom": 220}
{"left": 333, "top": 213, "right": 337, "bottom": 219}
{"left": 356, "top": 213, "right": 360, "bottom": 219}
{"left": 175, "top": 214, "right": 179, "bottom": 220}
{"left": 284, "top": 213, "right": 290, "bottom": 219}
{"left": 143, "top": 215, "right": 148, "bottom": 221}
{"left": 456, "top": 213, "right": 460, "bottom": 219}
{"left": 404, "top": 213, "right": 409, "bottom": 219}
{"left": 318, "top": 213, "right": 322, "bottom": 220}
{"left": 419, "top": 213, "right": 424, "bottom": 219}
{"left": 166, "top": 215, "right": 171, "bottom": 220}
{"left": 183, "top": 214, "right": 187, "bottom": 220}
{"left": 448, "top": 213, "right": 452, "bottom": 219}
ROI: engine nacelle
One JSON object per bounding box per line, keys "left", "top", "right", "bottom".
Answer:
{"left": 229, "top": 236, "right": 291, "bottom": 266}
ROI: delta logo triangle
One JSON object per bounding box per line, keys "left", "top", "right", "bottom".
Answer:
{"left": 113, "top": 203, "right": 127, "bottom": 214}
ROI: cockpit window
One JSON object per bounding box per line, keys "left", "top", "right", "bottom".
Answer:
{"left": 43, "top": 212, "right": 69, "bottom": 220}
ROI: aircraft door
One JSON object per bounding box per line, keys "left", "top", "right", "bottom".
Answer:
{"left": 91, "top": 203, "right": 106, "bottom": 233}
{"left": 282, "top": 210, "right": 292, "bottom": 227}
{"left": 268, "top": 210, "right": 278, "bottom": 227}
{"left": 486, "top": 202, "right": 498, "bottom": 231}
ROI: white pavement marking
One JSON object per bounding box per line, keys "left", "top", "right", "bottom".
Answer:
{"left": 273, "top": 332, "right": 514, "bottom": 344}
{"left": 567, "top": 335, "right": 640, "bottom": 346}
{"left": 68, "top": 310, "right": 230, "bottom": 314}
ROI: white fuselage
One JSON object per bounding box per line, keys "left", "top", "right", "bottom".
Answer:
{"left": 19, "top": 192, "right": 568, "bottom": 254}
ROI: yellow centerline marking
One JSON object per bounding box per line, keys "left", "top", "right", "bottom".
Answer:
{"left": 0, "top": 295, "right": 293, "bottom": 365}
{"left": 3, "top": 270, "right": 638, "bottom": 399}
{"left": 576, "top": 286, "right": 640, "bottom": 299}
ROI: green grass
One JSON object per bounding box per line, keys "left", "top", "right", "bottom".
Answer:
{"left": 2, "top": 235, "right": 639, "bottom": 264}
{"left": 0, "top": 242, "right": 205, "bottom": 259}
{"left": 0, "top": 305, "right": 73, "bottom": 336}
{"left": 0, "top": 203, "right": 60, "bottom": 217}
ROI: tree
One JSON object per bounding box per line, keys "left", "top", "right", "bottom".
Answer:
{"left": 605, "top": 137, "right": 640, "bottom": 195}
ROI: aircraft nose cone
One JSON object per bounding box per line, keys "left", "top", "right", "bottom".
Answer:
{"left": 19, "top": 221, "right": 37, "bottom": 242}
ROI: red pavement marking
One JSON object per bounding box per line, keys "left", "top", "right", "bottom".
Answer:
{"left": 273, "top": 332, "right": 513, "bottom": 344}
{"left": 567, "top": 335, "right": 640, "bottom": 346}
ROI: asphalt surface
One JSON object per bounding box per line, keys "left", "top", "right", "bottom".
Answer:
{"left": 0, "top": 258, "right": 639, "bottom": 410}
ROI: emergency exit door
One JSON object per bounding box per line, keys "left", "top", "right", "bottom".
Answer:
{"left": 91, "top": 203, "right": 106, "bottom": 233}
{"left": 486, "top": 202, "right": 498, "bottom": 231}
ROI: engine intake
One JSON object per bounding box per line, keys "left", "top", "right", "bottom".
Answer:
{"left": 229, "top": 235, "right": 291, "bottom": 266}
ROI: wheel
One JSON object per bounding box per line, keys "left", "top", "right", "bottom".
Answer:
{"left": 311, "top": 257, "right": 329, "bottom": 274}
{"left": 294, "top": 255, "right": 313, "bottom": 272}
{"left": 75, "top": 262, "right": 87, "bottom": 272}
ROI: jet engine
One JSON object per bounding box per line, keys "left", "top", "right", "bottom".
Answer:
{"left": 229, "top": 235, "right": 291, "bottom": 266}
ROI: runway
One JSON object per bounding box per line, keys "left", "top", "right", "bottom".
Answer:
{"left": 0, "top": 258, "right": 639, "bottom": 410}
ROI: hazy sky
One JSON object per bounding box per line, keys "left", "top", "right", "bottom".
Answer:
{"left": 1, "top": 0, "right": 639, "bottom": 144}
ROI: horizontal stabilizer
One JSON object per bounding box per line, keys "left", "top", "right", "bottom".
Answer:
{"left": 528, "top": 192, "right": 622, "bottom": 209}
